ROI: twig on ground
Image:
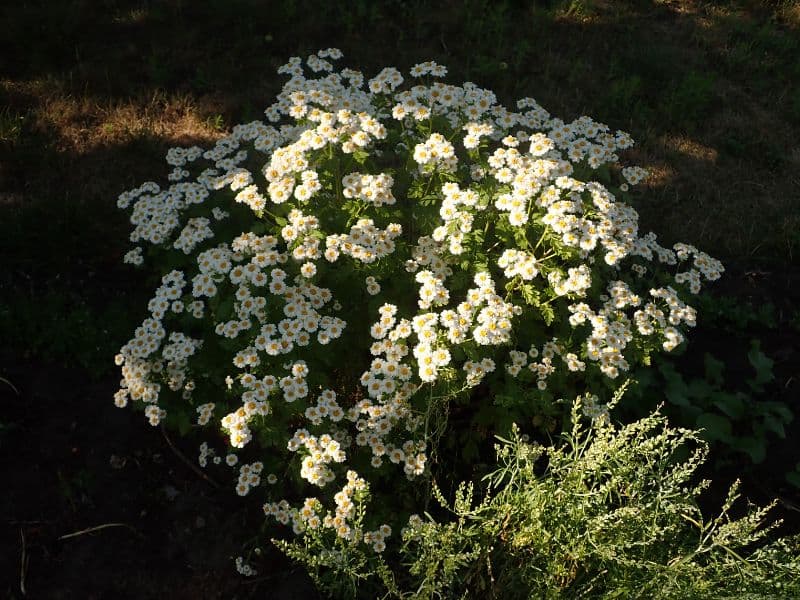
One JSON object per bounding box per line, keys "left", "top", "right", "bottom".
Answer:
{"left": 1, "top": 375, "right": 20, "bottom": 395}
{"left": 20, "top": 528, "right": 28, "bottom": 596}
{"left": 58, "top": 522, "right": 144, "bottom": 541}
{"left": 160, "top": 425, "right": 220, "bottom": 489}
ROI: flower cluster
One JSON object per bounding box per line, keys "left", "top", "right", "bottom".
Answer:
{"left": 263, "top": 470, "right": 390, "bottom": 550}
{"left": 326, "top": 219, "right": 402, "bottom": 264}
{"left": 413, "top": 133, "right": 457, "bottom": 174}
{"left": 342, "top": 172, "right": 396, "bottom": 207}
{"left": 114, "top": 50, "right": 721, "bottom": 564}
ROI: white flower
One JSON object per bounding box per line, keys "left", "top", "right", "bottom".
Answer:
{"left": 300, "top": 262, "right": 317, "bottom": 278}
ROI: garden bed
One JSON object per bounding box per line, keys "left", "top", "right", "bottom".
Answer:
{"left": 2, "top": 1, "right": 799, "bottom": 597}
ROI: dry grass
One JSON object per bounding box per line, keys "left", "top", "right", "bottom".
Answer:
{"left": 0, "top": 0, "right": 797, "bottom": 268}
{"left": 2, "top": 78, "right": 225, "bottom": 152}
{"left": 775, "top": 0, "right": 800, "bottom": 27}
{"left": 34, "top": 93, "right": 224, "bottom": 153}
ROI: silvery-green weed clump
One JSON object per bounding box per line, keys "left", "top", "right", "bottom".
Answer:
{"left": 114, "top": 49, "right": 724, "bottom": 568}
{"left": 282, "top": 393, "right": 800, "bottom": 598}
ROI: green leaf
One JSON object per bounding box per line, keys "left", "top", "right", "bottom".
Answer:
{"left": 631, "top": 368, "right": 655, "bottom": 397}
{"left": 215, "top": 295, "right": 235, "bottom": 320}
{"left": 762, "top": 414, "right": 787, "bottom": 438}
{"left": 786, "top": 467, "right": 800, "bottom": 489}
{"left": 540, "top": 303, "right": 555, "bottom": 326}
{"left": 710, "top": 391, "right": 745, "bottom": 419}
{"left": 173, "top": 409, "right": 192, "bottom": 436}
{"left": 762, "top": 401, "right": 793, "bottom": 423}
{"left": 217, "top": 336, "right": 242, "bottom": 352}
{"left": 658, "top": 362, "right": 684, "bottom": 388}
{"left": 659, "top": 364, "right": 691, "bottom": 407}
{"left": 747, "top": 339, "right": 774, "bottom": 390}
{"left": 737, "top": 436, "right": 766, "bottom": 463}
{"left": 419, "top": 194, "right": 439, "bottom": 207}
{"left": 687, "top": 378, "right": 714, "bottom": 400}
{"left": 696, "top": 412, "right": 733, "bottom": 443}
{"left": 513, "top": 227, "right": 529, "bottom": 248}
{"left": 521, "top": 284, "right": 539, "bottom": 306}
{"left": 665, "top": 387, "right": 691, "bottom": 407}
{"left": 703, "top": 353, "right": 725, "bottom": 387}
{"left": 352, "top": 149, "right": 370, "bottom": 164}
{"left": 473, "top": 260, "right": 489, "bottom": 273}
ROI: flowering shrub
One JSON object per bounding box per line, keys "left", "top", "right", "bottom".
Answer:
{"left": 114, "top": 49, "right": 724, "bottom": 572}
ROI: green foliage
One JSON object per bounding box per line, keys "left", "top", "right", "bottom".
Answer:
{"left": 0, "top": 290, "right": 138, "bottom": 376}
{"left": 663, "top": 71, "right": 716, "bottom": 130}
{"left": 2, "top": 1, "right": 799, "bottom": 591}
{"left": 557, "top": 0, "right": 596, "bottom": 19}
{"left": 206, "top": 113, "right": 226, "bottom": 132}
{"left": 603, "top": 74, "right": 645, "bottom": 122}
{"left": 284, "top": 396, "right": 800, "bottom": 598}
{"left": 273, "top": 484, "right": 386, "bottom": 598}
{"left": 694, "top": 293, "right": 777, "bottom": 332}
{"left": 787, "top": 462, "right": 800, "bottom": 490}
{"left": 628, "top": 342, "right": 790, "bottom": 464}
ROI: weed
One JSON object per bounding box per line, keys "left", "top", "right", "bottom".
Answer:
{"left": 557, "top": 0, "right": 597, "bottom": 19}
{"left": 603, "top": 74, "right": 645, "bottom": 124}
{"left": 283, "top": 401, "right": 800, "bottom": 598}
{"left": 206, "top": 113, "right": 225, "bottom": 132}
{"left": 0, "top": 107, "right": 25, "bottom": 144}
{"left": 663, "top": 71, "right": 716, "bottom": 130}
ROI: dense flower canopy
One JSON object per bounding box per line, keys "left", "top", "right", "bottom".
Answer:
{"left": 115, "top": 49, "right": 723, "bottom": 559}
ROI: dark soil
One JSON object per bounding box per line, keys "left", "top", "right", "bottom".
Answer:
{"left": 0, "top": 360, "right": 319, "bottom": 599}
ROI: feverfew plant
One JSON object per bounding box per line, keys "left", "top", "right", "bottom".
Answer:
{"left": 114, "top": 50, "right": 723, "bottom": 571}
